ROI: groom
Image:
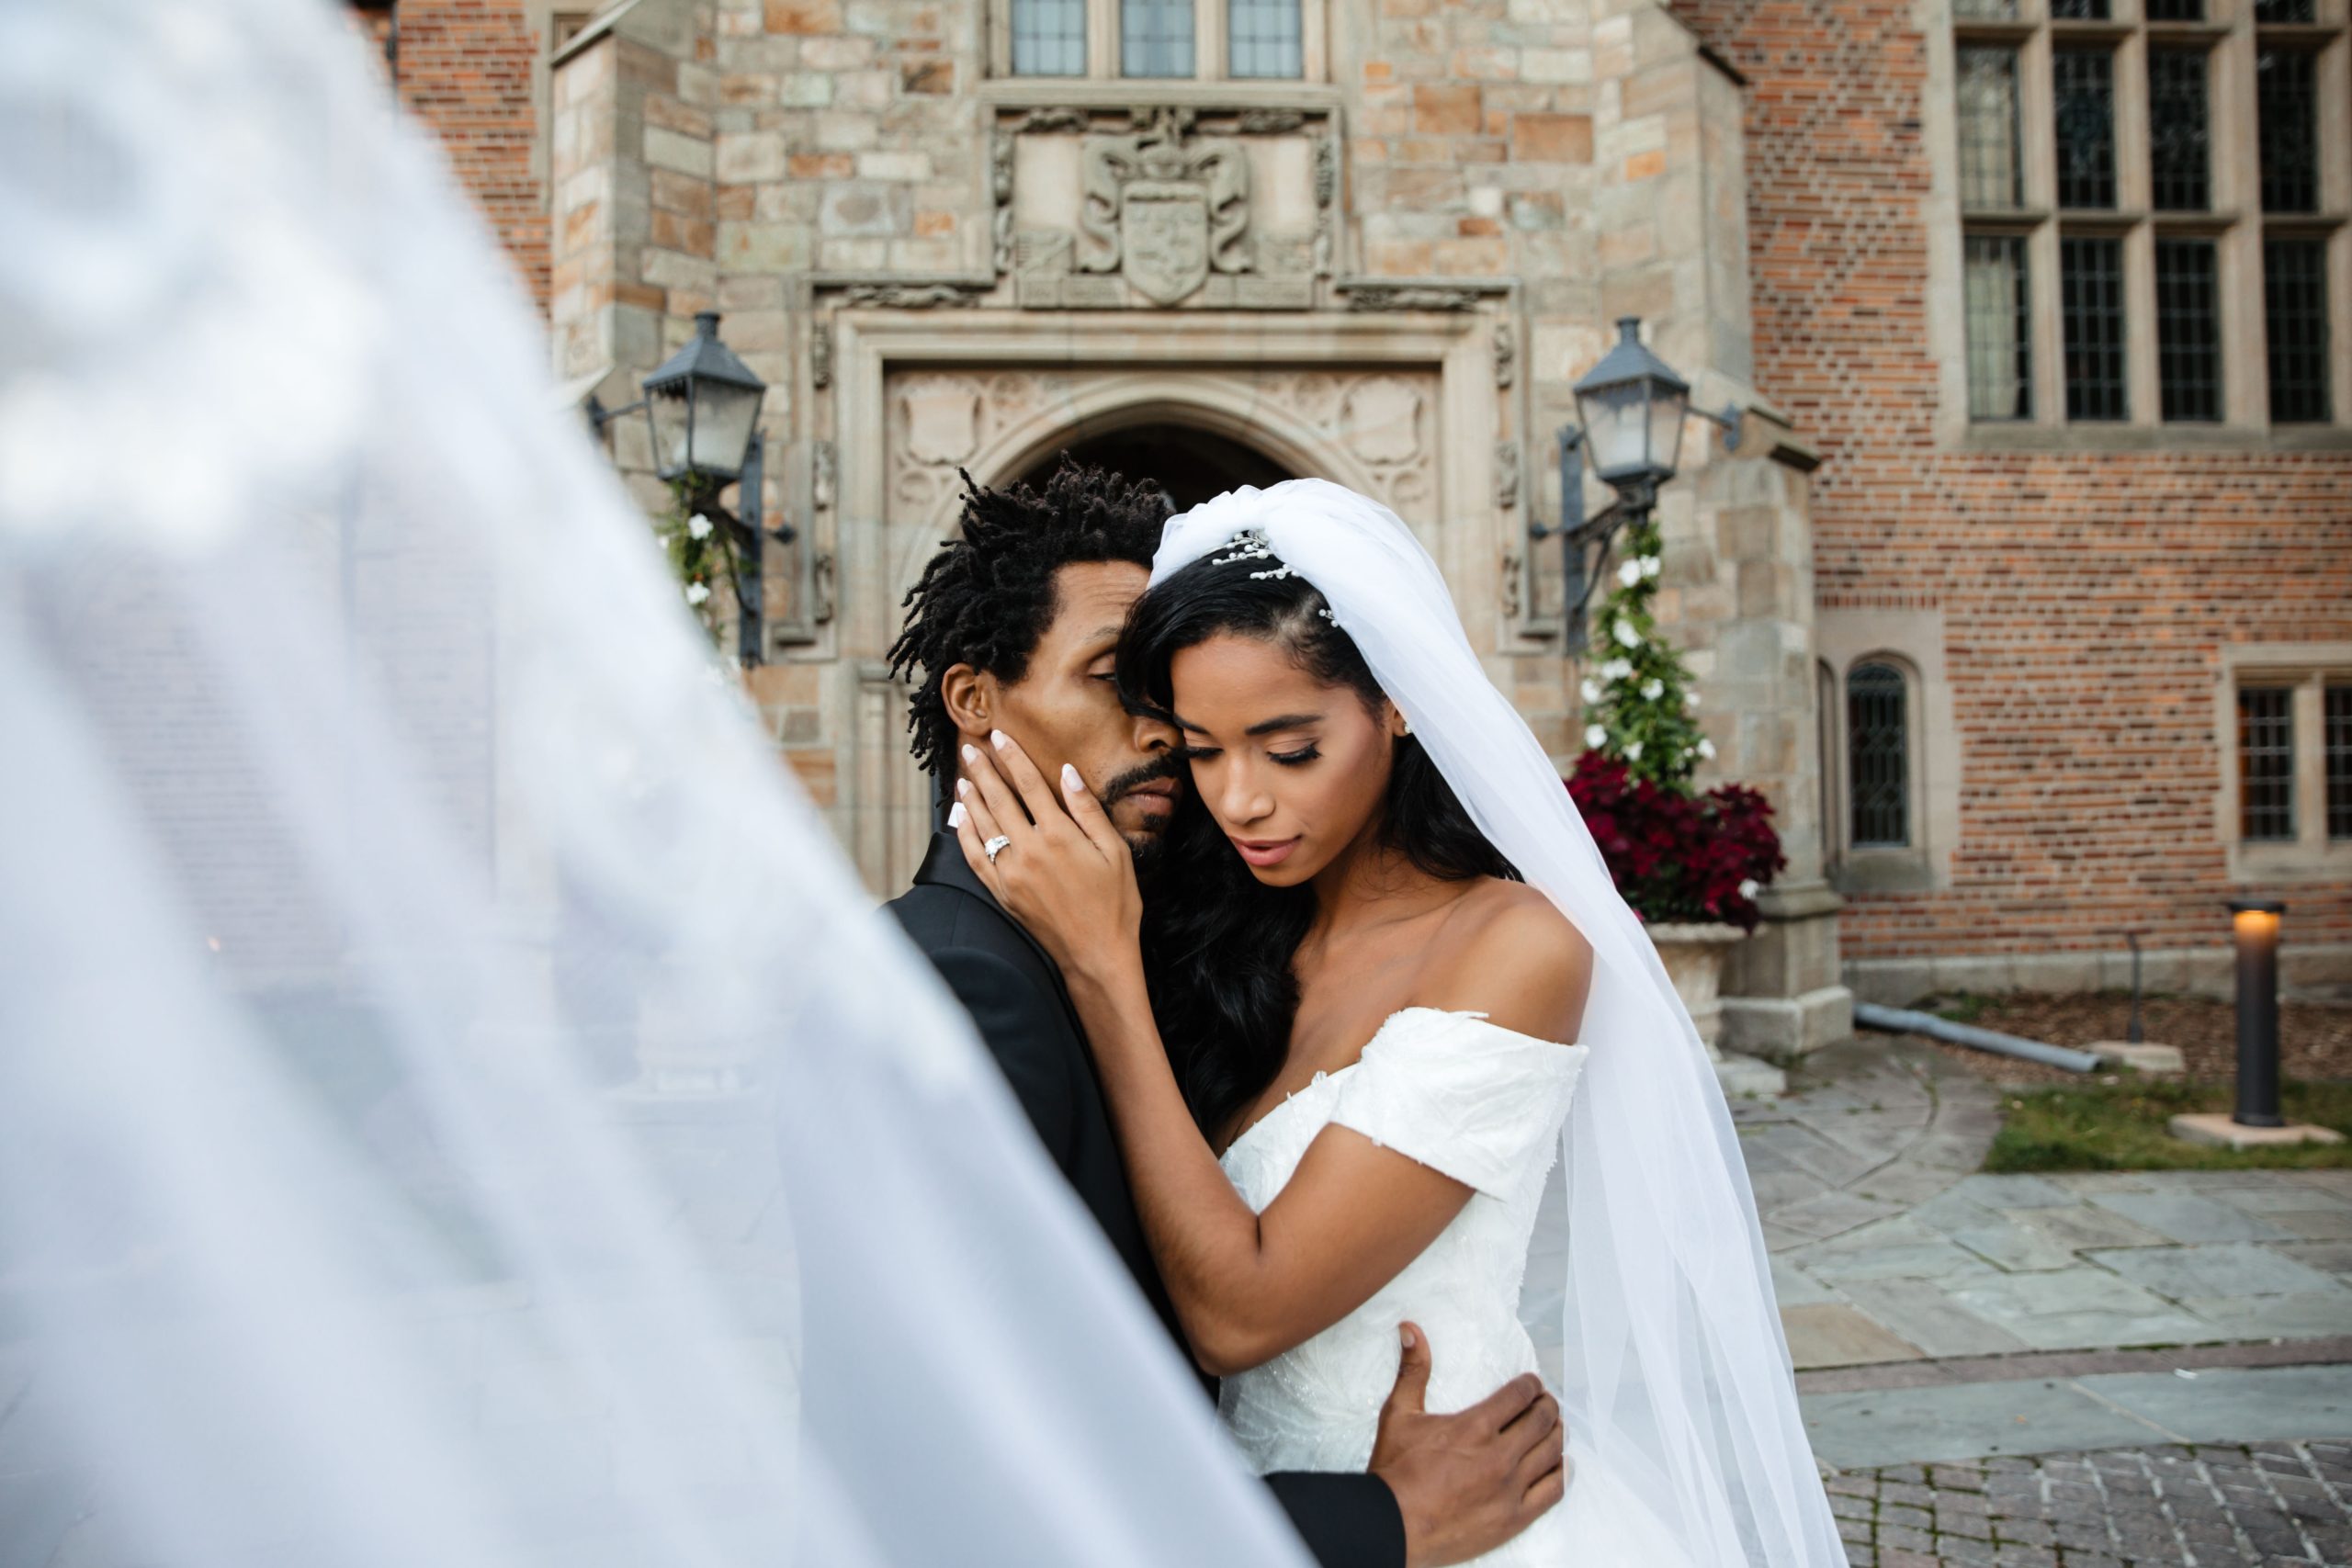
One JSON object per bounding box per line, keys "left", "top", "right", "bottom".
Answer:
{"left": 883, "top": 461, "right": 1565, "bottom": 1568}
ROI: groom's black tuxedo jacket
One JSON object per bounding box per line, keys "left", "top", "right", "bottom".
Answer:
{"left": 887, "top": 830, "right": 1407, "bottom": 1568}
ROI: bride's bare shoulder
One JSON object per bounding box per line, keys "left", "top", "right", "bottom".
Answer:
{"left": 1419, "top": 880, "right": 1594, "bottom": 1044}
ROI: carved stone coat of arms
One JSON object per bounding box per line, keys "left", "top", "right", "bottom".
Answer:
{"left": 1078, "top": 107, "right": 1249, "bottom": 307}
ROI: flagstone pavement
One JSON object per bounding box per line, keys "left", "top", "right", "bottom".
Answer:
{"left": 1731, "top": 1037, "right": 2352, "bottom": 1562}
{"left": 1746, "top": 1038, "right": 2352, "bottom": 1375}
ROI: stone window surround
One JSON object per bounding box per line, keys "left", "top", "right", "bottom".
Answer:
{"left": 1921, "top": 0, "right": 2352, "bottom": 451}
{"left": 1815, "top": 607, "right": 1961, "bottom": 893}
{"left": 2216, "top": 639, "right": 2352, "bottom": 881}
{"left": 986, "top": 0, "right": 1328, "bottom": 85}
{"left": 820, "top": 307, "right": 1501, "bottom": 890}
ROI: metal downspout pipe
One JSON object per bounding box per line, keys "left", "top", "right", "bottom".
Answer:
{"left": 1853, "top": 1002, "right": 2105, "bottom": 1074}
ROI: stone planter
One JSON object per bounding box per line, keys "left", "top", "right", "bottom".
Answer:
{"left": 1647, "top": 921, "right": 1787, "bottom": 1097}
{"left": 1647, "top": 921, "right": 1747, "bottom": 1050}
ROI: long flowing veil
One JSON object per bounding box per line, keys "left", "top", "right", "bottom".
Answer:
{"left": 1155, "top": 481, "right": 1844, "bottom": 1565}
{"left": 0, "top": 3, "right": 1313, "bottom": 1563}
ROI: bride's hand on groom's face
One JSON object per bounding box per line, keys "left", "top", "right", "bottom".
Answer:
{"left": 951, "top": 731, "right": 1141, "bottom": 980}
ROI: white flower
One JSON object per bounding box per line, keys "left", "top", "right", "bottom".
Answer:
{"left": 1696, "top": 737, "right": 1716, "bottom": 760}
{"left": 1601, "top": 659, "right": 1634, "bottom": 682}
{"left": 686, "top": 513, "right": 713, "bottom": 541}
{"left": 1580, "top": 678, "right": 1602, "bottom": 704}
{"left": 1738, "top": 878, "right": 1760, "bottom": 900}
{"left": 1584, "top": 723, "right": 1607, "bottom": 749}
{"left": 1641, "top": 678, "right": 1664, "bottom": 701}
{"left": 684, "top": 581, "right": 711, "bottom": 607}
{"left": 1612, "top": 618, "right": 1641, "bottom": 649}
{"left": 1642, "top": 555, "right": 1662, "bottom": 580}
{"left": 1687, "top": 690, "right": 1702, "bottom": 710}
{"left": 1624, "top": 739, "right": 1644, "bottom": 761}
{"left": 1617, "top": 558, "right": 1643, "bottom": 589}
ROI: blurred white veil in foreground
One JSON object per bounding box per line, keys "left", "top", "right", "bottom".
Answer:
{"left": 0, "top": 2, "right": 1309, "bottom": 1564}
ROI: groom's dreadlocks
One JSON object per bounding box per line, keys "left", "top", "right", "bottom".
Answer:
{"left": 889, "top": 457, "right": 1170, "bottom": 779}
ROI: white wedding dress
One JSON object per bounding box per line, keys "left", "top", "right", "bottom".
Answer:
{"left": 1217, "top": 1009, "right": 1699, "bottom": 1567}
{"left": 1155, "top": 483, "right": 1842, "bottom": 1565}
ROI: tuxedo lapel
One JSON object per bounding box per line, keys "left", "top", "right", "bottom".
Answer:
{"left": 910, "top": 830, "right": 1080, "bottom": 1018}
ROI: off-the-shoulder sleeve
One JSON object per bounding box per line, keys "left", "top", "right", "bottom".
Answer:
{"left": 1329, "top": 1010, "right": 1587, "bottom": 1198}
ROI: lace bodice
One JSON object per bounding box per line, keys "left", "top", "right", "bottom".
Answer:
{"left": 1217, "top": 1010, "right": 1582, "bottom": 1500}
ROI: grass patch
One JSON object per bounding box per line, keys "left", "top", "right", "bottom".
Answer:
{"left": 1924, "top": 991, "right": 1994, "bottom": 1026}
{"left": 1986, "top": 1077, "right": 2352, "bottom": 1172}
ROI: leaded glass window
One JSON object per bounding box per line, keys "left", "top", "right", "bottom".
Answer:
{"left": 1966, "top": 235, "right": 2033, "bottom": 421}
{"left": 2061, "top": 237, "right": 2128, "bottom": 421}
{"left": 1228, "top": 0, "right": 1302, "bottom": 78}
{"left": 1959, "top": 48, "right": 2024, "bottom": 209}
{"left": 1951, "top": 0, "right": 2344, "bottom": 436}
{"left": 2148, "top": 50, "right": 2210, "bottom": 211}
{"left": 2155, "top": 240, "right": 2222, "bottom": 423}
{"left": 1848, "top": 665, "right": 1909, "bottom": 849}
{"left": 2328, "top": 685, "right": 2352, "bottom": 840}
{"left": 2239, "top": 686, "right": 2296, "bottom": 841}
{"left": 2267, "top": 238, "right": 2334, "bottom": 423}
{"left": 2257, "top": 51, "right": 2320, "bottom": 213}
{"left": 1011, "top": 0, "right": 1086, "bottom": 75}
{"left": 1122, "top": 0, "right": 1194, "bottom": 76}
{"left": 2053, "top": 51, "right": 2117, "bottom": 209}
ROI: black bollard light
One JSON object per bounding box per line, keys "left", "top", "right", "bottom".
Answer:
{"left": 2226, "top": 899, "right": 2286, "bottom": 1129}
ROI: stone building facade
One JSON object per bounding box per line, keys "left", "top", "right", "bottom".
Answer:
{"left": 372, "top": 0, "right": 2350, "bottom": 1032}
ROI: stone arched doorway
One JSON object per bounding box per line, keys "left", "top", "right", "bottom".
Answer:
{"left": 869, "top": 414, "right": 1308, "bottom": 888}
{"left": 864, "top": 363, "right": 1453, "bottom": 893}
{"left": 1009, "top": 425, "right": 1294, "bottom": 510}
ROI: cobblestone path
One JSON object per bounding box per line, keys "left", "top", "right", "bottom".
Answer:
{"left": 1833, "top": 1441, "right": 2352, "bottom": 1566}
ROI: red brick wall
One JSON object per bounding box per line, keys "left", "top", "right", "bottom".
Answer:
{"left": 1673, "top": 0, "right": 2352, "bottom": 963}
{"left": 353, "top": 1, "right": 549, "bottom": 312}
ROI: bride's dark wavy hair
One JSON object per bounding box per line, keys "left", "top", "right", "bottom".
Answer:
{"left": 1117, "top": 548, "right": 1516, "bottom": 1141}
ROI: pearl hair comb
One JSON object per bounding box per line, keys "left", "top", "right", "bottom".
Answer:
{"left": 1210, "top": 527, "right": 1338, "bottom": 623}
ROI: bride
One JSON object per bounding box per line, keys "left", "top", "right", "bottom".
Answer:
{"left": 951, "top": 479, "right": 1843, "bottom": 1565}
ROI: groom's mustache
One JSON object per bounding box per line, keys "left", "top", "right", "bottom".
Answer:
{"left": 1100, "top": 752, "right": 1187, "bottom": 807}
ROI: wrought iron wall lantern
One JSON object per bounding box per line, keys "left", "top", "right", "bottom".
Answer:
{"left": 1529, "top": 317, "right": 1743, "bottom": 640}
{"left": 588, "top": 311, "right": 807, "bottom": 664}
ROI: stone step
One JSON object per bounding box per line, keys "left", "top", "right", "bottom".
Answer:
{"left": 1716, "top": 1049, "right": 1789, "bottom": 1099}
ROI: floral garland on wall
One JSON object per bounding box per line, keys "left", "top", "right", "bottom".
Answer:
{"left": 1577, "top": 512, "right": 1712, "bottom": 786}
{"left": 656, "top": 476, "right": 741, "bottom": 652}
{"left": 1569, "top": 512, "right": 1784, "bottom": 931}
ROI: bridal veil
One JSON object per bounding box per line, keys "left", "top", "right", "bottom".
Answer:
{"left": 0, "top": 2, "right": 1311, "bottom": 1563}
{"left": 1156, "top": 481, "right": 1846, "bottom": 1565}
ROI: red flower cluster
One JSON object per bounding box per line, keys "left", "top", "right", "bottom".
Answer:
{"left": 1565, "top": 750, "right": 1785, "bottom": 931}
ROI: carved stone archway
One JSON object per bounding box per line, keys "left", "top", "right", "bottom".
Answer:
{"left": 1009, "top": 424, "right": 1293, "bottom": 510}
{"left": 864, "top": 367, "right": 1448, "bottom": 886}
{"left": 871, "top": 369, "right": 1438, "bottom": 883}
{"left": 825, "top": 310, "right": 1500, "bottom": 895}
{"left": 885, "top": 367, "right": 1441, "bottom": 614}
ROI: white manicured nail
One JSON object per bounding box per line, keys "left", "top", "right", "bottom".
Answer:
{"left": 1062, "top": 763, "right": 1082, "bottom": 792}
{"left": 990, "top": 729, "right": 1010, "bottom": 750}
{"left": 956, "top": 778, "right": 971, "bottom": 798}
{"left": 961, "top": 744, "right": 979, "bottom": 765}
{"left": 946, "top": 802, "right": 967, "bottom": 829}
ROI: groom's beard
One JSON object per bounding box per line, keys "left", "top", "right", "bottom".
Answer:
{"left": 1100, "top": 752, "right": 1186, "bottom": 881}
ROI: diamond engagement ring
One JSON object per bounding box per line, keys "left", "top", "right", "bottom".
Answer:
{"left": 982, "top": 834, "right": 1012, "bottom": 864}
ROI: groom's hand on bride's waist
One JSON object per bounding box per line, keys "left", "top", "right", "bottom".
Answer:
{"left": 1368, "top": 1322, "right": 1567, "bottom": 1568}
